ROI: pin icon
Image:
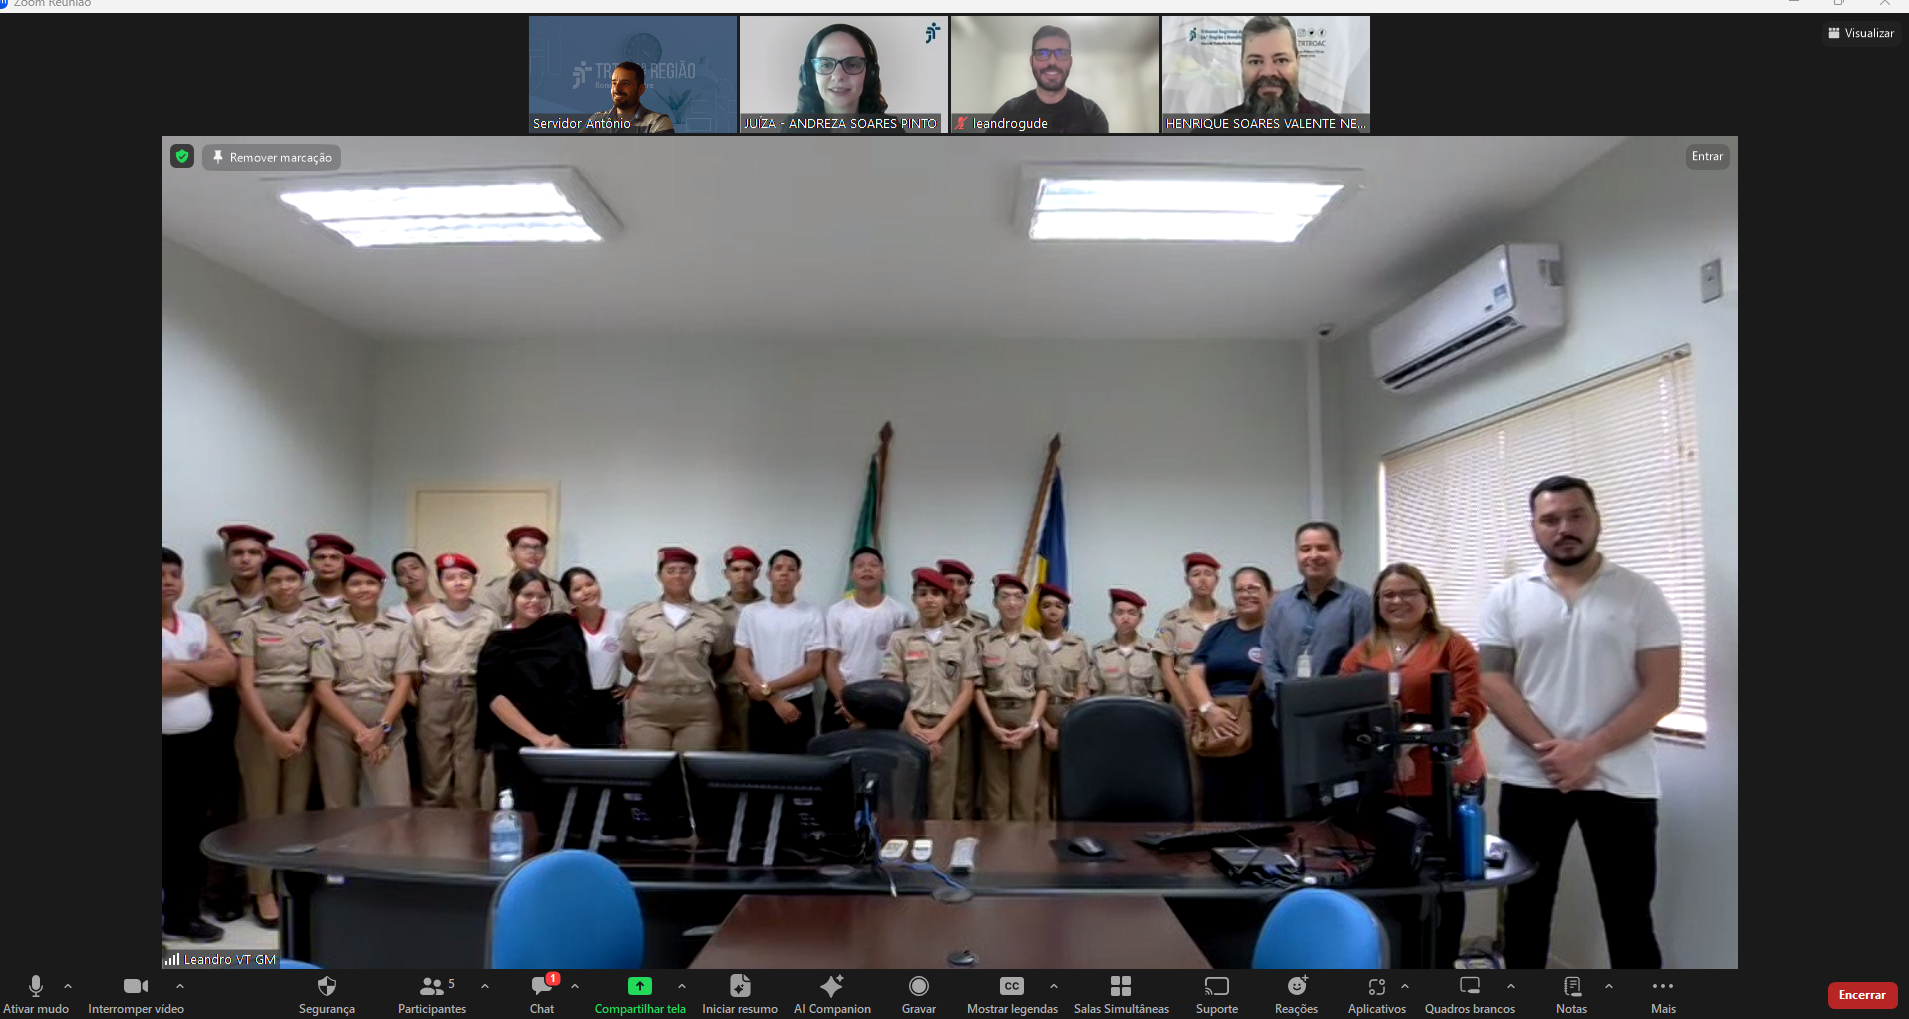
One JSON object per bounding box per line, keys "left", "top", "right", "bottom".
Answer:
{"left": 545, "top": 972, "right": 562, "bottom": 987}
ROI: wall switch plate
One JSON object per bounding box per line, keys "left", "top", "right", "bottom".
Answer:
{"left": 1699, "top": 258, "right": 1723, "bottom": 303}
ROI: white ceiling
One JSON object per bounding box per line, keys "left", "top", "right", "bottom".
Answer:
{"left": 957, "top": 14, "right": 1164, "bottom": 50}
{"left": 160, "top": 135, "right": 1625, "bottom": 345}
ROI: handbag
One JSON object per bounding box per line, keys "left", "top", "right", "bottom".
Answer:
{"left": 1192, "top": 676, "right": 1261, "bottom": 758}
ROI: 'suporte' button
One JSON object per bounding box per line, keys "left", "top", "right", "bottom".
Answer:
{"left": 1829, "top": 982, "right": 1897, "bottom": 1009}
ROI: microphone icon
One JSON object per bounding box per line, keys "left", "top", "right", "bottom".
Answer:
{"left": 29, "top": 975, "right": 42, "bottom": 997}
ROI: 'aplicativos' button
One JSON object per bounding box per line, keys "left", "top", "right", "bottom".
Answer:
{"left": 1829, "top": 982, "right": 1897, "bottom": 1009}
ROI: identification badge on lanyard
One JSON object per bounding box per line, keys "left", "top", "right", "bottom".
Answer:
{"left": 1387, "top": 670, "right": 1402, "bottom": 699}
{"left": 1295, "top": 652, "right": 1313, "bottom": 678}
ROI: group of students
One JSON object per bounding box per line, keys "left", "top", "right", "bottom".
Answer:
{"left": 161, "top": 474, "right": 1682, "bottom": 971}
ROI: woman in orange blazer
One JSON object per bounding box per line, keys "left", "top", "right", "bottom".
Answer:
{"left": 1341, "top": 562, "right": 1488, "bottom": 968}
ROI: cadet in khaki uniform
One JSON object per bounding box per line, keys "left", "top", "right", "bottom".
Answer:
{"left": 1156, "top": 552, "right": 1233, "bottom": 818}
{"left": 707, "top": 545, "right": 765, "bottom": 751}
{"left": 936, "top": 559, "right": 989, "bottom": 820}
{"left": 410, "top": 554, "right": 501, "bottom": 809}
{"left": 301, "top": 534, "right": 355, "bottom": 619}
{"left": 1031, "top": 583, "right": 1091, "bottom": 819}
{"left": 973, "top": 573, "right": 1053, "bottom": 821}
{"left": 313, "top": 556, "right": 417, "bottom": 810}
{"left": 880, "top": 568, "right": 980, "bottom": 821}
{"left": 478, "top": 526, "right": 570, "bottom": 624}
{"left": 1088, "top": 589, "right": 1167, "bottom": 700}
{"left": 189, "top": 523, "right": 274, "bottom": 924}
{"left": 232, "top": 548, "right": 330, "bottom": 928}
{"left": 620, "top": 547, "right": 731, "bottom": 751}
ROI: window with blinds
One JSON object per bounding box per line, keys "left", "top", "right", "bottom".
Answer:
{"left": 1378, "top": 349, "right": 1705, "bottom": 741}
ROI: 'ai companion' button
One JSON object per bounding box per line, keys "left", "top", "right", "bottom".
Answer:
{"left": 1829, "top": 982, "right": 1897, "bottom": 1009}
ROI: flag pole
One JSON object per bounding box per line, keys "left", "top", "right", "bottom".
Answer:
{"left": 874, "top": 421, "right": 893, "bottom": 547}
{"left": 1016, "top": 433, "right": 1063, "bottom": 580}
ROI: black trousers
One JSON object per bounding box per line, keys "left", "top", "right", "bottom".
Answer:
{"left": 1499, "top": 783, "right": 1661, "bottom": 969}
{"left": 748, "top": 695, "right": 818, "bottom": 754}
{"left": 819, "top": 689, "right": 851, "bottom": 734}
{"left": 1196, "top": 697, "right": 1277, "bottom": 823}
{"left": 162, "top": 726, "right": 215, "bottom": 930}
{"left": 201, "top": 687, "right": 245, "bottom": 902}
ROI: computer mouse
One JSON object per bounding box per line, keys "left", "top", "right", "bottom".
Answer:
{"left": 948, "top": 948, "right": 978, "bottom": 967}
{"left": 1070, "top": 836, "right": 1106, "bottom": 857}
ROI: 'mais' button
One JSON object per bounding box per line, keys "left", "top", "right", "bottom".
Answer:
{"left": 1829, "top": 982, "right": 1897, "bottom": 1009}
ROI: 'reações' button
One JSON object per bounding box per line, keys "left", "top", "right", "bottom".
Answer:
{"left": 1829, "top": 982, "right": 1897, "bottom": 1009}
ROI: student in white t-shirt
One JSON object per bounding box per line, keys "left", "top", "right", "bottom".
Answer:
{"left": 734, "top": 549, "right": 829, "bottom": 753}
{"left": 561, "top": 566, "right": 629, "bottom": 747}
{"left": 1478, "top": 476, "right": 1683, "bottom": 971}
{"left": 385, "top": 550, "right": 439, "bottom": 623}
{"left": 161, "top": 547, "right": 237, "bottom": 944}
{"left": 821, "top": 546, "right": 915, "bottom": 733}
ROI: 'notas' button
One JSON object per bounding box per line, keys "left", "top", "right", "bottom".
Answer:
{"left": 1829, "top": 982, "right": 1897, "bottom": 1009}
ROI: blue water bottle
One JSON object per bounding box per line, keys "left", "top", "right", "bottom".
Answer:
{"left": 1456, "top": 791, "right": 1486, "bottom": 880}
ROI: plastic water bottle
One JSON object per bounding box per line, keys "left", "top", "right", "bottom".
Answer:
{"left": 490, "top": 788, "right": 523, "bottom": 864}
{"left": 1456, "top": 791, "right": 1485, "bottom": 880}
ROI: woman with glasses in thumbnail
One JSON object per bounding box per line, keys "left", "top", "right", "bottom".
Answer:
{"left": 232, "top": 548, "right": 328, "bottom": 929}
{"left": 785, "top": 23, "right": 906, "bottom": 134}
{"left": 1339, "top": 563, "right": 1487, "bottom": 969}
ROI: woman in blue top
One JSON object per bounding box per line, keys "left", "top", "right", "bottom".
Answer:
{"left": 1184, "top": 567, "right": 1274, "bottom": 821}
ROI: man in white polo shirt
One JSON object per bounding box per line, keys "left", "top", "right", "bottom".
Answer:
{"left": 162, "top": 547, "right": 238, "bottom": 944}
{"left": 1478, "top": 476, "right": 1682, "bottom": 970}
{"left": 734, "top": 549, "right": 829, "bottom": 753}
{"left": 821, "top": 546, "right": 915, "bottom": 733}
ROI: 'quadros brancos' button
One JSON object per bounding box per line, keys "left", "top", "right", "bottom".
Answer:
{"left": 1686, "top": 144, "right": 1730, "bottom": 171}
{"left": 1828, "top": 981, "right": 1897, "bottom": 1009}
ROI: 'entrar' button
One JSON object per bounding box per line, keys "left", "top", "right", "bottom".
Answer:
{"left": 1828, "top": 981, "right": 1897, "bottom": 1009}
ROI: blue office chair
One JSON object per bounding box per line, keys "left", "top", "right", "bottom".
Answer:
{"left": 1252, "top": 888, "right": 1387, "bottom": 969}
{"left": 279, "top": 959, "right": 322, "bottom": 969}
{"left": 488, "top": 849, "right": 645, "bottom": 970}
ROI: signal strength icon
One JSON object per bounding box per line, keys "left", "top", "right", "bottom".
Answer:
{"left": 163, "top": 953, "right": 181, "bottom": 967}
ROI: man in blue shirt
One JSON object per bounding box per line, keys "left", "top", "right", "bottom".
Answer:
{"left": 1259, "top": 522, "right": 1375, "bottom": 704}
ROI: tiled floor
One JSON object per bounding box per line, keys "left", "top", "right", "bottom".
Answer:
{"left": 163, "top": 911, "right": 279, "bottom": 954}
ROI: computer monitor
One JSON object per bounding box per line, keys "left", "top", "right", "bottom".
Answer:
{"left": 680, "top": 751, "right": 864, "bottom": 866}
{"left": 1275, "top": 671, "right": 1396, "bottom": 820}
{"left": 517, "top": 749, "right": 693, "bottom": 855}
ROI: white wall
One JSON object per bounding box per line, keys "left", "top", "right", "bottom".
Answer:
{"left": 161, "top": 239, "right": 374, "bottom": 584}
{"left": 1323, "top": 136, "right": 1739, "bottom": 968}
{"left": 365, "top": 336, "right": 1313, "bottom": 629}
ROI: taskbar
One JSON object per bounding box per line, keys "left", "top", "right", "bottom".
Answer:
{"left": 15, "top": 967, "right": 1748, "bottom": 1015}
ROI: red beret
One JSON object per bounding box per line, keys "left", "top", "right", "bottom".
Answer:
{"left": 1037, "top": 583, "right": 1071, "bottom": 604}
{"left": 307, "top": 533, "right": 355, "bottom": 555}
{"left": 658, "top": 546, "right": 698, "bottom": 567}
{"left": 1183, "top": 552, "right": 1221, "bottom": 572}
{"left": 1109, "top": 588, "right": 1146, "bottom": 609}
{"left": 435, "top": 553, "right": 479, "bottom": 575}
{"left": 263, "top": 548, "right": 309, "bottom": 575}
{"left": 341, "top": 555, "right": 387, "bottom": 583}
{"left": 910, "top": 568, "right": 953, "bottom": 593}
{"left": 992, "top": 572, "right": 1028, "bottom": 594}
{"left": 507, "top": 526, "right": 549, "bottom": 547}
{"left": 724, "top": 546, "right": 761, "bottom": 567}
{"left": 935, "top": 559, "right": 974, "bottom": 581}
{"left": 218, "top": 524, "right": 274, "bottom": 545}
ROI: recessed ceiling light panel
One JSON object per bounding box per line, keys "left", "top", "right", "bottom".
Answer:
{"left": 276, "top": 166, "right": 620, "bottom": 247}
{"left": 1018, "top": 163, "right": 1362, "bottom": 243}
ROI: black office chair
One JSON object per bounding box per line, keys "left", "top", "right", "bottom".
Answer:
{"left": 807, "top": 730, "right": 931, "bottom": 821}
{"left": 1057, "top": 697, "right": 1194, "bottom": 823}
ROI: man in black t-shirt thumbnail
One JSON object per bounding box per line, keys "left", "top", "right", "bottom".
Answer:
{"left": 988, "top": 25, "right": 1110, "bottom": 134}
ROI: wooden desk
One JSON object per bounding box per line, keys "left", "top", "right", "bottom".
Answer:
{"left": 690, "top": 895, "right": 1210, "bottom": 969}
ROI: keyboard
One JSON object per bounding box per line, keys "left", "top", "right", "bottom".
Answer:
{"left": 1134, "top": 824, "right": 1293, "bottom": 853}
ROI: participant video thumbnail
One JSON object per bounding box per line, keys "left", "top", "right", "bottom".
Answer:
{"left": 528, "top": 15, "right": 740, "bottom": 134}
{"left": 949, "top": 16, "right": 1161, "bottom": 134}
{"left": 1160, "top": 15, "right": 1371, "bottom": 133}
{"left": 739, "top": 16, "right": 951, "bottom": 134}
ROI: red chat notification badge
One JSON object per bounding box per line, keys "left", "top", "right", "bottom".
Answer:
{"left": 545, "top": 972, "right": 562, "bottom": 988}
{"left": 1830, "top": 982, "right": 1897, "bottom": 1009}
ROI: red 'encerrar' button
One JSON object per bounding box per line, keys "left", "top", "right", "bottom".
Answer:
{"left": 1830, "top": 983, "right": 1898, "bottom": 1009}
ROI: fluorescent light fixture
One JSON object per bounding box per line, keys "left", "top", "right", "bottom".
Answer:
{"left": 1018, "top": 164, "right": 1361, "bottom": 243}
{"left": 276, "top": 167, "right": 620, "bottom": 247}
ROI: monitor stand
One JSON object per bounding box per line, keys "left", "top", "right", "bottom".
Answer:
{"left": 552, "top": 786, "right": 616, "bottom": 853}
{"left": 722, "top": 791, "right": 789, "bottom": 866}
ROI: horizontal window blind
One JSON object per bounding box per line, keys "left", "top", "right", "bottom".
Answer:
{"left": 1379, "top": 350, "right": 1705, "bottom": 740}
